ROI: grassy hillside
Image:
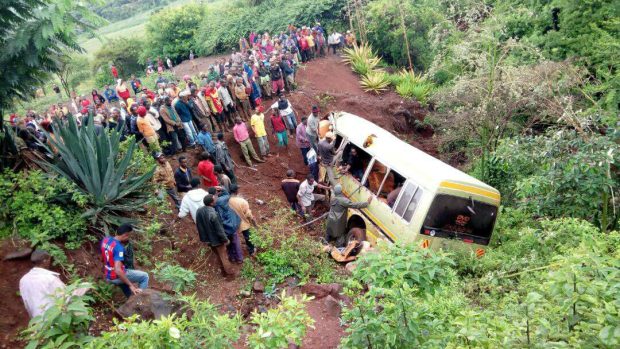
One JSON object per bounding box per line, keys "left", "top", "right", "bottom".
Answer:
{"left": 78, "top": 0, "right": 197, "bottom": 57}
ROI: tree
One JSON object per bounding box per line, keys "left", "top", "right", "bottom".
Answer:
{"left": 0, "top": 0, "right": 99, "bottom": 170}
{"left": 56, "top": 55, "right": 90, "bottom": 99}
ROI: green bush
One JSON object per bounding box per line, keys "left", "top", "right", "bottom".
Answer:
{"left": 0, "top": 170, "right": 87, "bottom": 263}
{"left": 144, "top": 3, "right": 205, "bottom": 62}
{"left": 23, "top": 281, "right": 94, "bottom": 349}
{"left": 92, "top": 37, "right": 146, "bottom": 82}
{"left": 154, "top": 263, "right": 197, "bottom": 293}
{"left": 244, "top": 206, "right": 336, "bottom": 292}
{"left": 247, "top": 291, "right": 314, "bottom": 349}
{"left": 476, "top": 129, "right": 619, "bottom": 230}
{"left": 88, "top": 295, "right": 242, "bottom": 348}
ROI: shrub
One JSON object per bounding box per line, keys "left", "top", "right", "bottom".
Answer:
{"left": 92, "top": 37, "right": 146, "bottom": 81}
{"left": 360, "top": 71, "right": 390, "bottom": 94}
{"left": 89, "top": 295, "right": 242, "bottom": 348}
{"left": 144, "top": 3, "right": 205, "bottom": 62}
{"left": 0, "top": 170, "right": 87, "bottom": 264}
{"left": 245, "top": 207, "right": 336, "bottom": 292}
{"left": 154, "top": 263, "right": 197, "bottom": 293}
{"left": 247, "top": 291, "right": 314, "bottom": 349}
{"left": 342, "top": 43, "right": 381, "bottom": 76}
{"left": 42, "top": 117, "right": 155, "bottom": 231}
{"left": 477, "top": 129, "right": 619, "bottom": 230}
{"left": 341, "top": 244, "right": 460, "bottom": 348}
{"left": 23, "top": 281, "right": 94, "bottom": 349}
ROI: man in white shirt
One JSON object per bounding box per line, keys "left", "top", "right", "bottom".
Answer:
{"left": 19, "top": 250, "right": 89, "bottom": 318}
{"left": 297, "top": 173, "right": 330, "bottom": 218}
{"left": 178, "top": 178, "right": 208, "bottom": 222}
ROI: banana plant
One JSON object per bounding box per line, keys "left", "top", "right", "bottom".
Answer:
{"left": 40, "top": 116, "right": 155, "bottom": 232}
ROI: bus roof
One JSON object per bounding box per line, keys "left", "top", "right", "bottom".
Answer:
{"left": 333, "top": 112, "right": 500, "bottom": 198}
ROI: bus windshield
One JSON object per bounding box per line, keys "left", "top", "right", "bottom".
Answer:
{"left": 421, "top": 195, "right": 497, "bottom": 246}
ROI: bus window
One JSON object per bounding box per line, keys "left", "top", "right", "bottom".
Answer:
{"left": 341, "top": 145, "right": 372, "bottom": 182}
{"left": 335, "top": 134, "right": 345, "bottom": 149}
{"left": 402, "top": 188, "right": 424, "bottom": 221}
{"left": 377, "top": 170, "right": 406, "bottom": 205}
{"left": 364, "top": 159, "right": 389, "bottom": 196}
{"left": 421, "top": 195, "right": 498, "bottom": 245}
{"left": 393, "top": 182, "right": 418, "bottom": 218}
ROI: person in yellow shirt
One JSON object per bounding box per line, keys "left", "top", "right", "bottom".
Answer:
{"left": 306, "top": 33, "right": 315, "bottom": 60}
{"left": 250, "top": 106, "right": 271, "bottom": 157}
{"left": 136, "top": 106, "right": 160, "bottom": 151}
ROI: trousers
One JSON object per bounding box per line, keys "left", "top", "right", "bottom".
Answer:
{"left": 211, "top": 244, "right": 234, "bottom": 277}
{"left": 239, "top": 138, "right": 260, "bottom": 166}
{"left": 109, "top": 269, "right": 149, "bottom": 298}
{"left": 256, "top": 136, "right": 270, "bottom": 156}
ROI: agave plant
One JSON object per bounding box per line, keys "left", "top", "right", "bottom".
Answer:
{"left": 41, "top": 117, "right": 155, "bottom": 231}
{"left": 360, "top": 71, "right": 390, "bottom": 94}
{"left": 342, "top": 43, "right": 382, "bottom": 76}
{"left": 396, "top": 80, "right": 435, "bottom": 104}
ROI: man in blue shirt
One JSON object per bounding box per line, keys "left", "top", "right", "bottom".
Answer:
{"left": 103, "top": 84, "right": 119, "bottom": 104}
{"left": 196, "top": 124, "right": 216, "bottom": 156}
{"left": 100, "top": 224, "right": 149, "bottom": 297}
{"left": 174, "top": 90, "right": 198, "bottom": 147}
{"left": 208, "top": 186, "right": 243, "bottom": 264}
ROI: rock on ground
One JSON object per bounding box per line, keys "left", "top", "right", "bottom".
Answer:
{"left": 117, "top": 289, "right": 174, "bottom": 320}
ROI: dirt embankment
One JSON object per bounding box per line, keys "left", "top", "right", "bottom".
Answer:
{"left": 0, "top": 53, "right": 435, "bottom": 348}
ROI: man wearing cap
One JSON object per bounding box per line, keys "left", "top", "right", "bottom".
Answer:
{"left": 136, "top": 105, "right": 160, "bottom": 151}
{"left": 208, "top": 186, "right": 243, "bottom": 264}
{"left": 318, "top": 131, "right": 338, "bottom": 186}
{"left": 100, "top": 224, "right": 149, "bottom": 297}
{"left": 195, "top": 195, "right": 236, "bottom": 278}
{"left": 306, "top": 105, "right": 321, "bottom": 151}
{"left": 20, "top": 250, "right": 90, "bottom": 318}
{"left": 233, "top": 117, "right": 265, "bottom": 167}
{"left": 326, "top": 185, "right": 372, "bottom": 247}
{"left": 174, "top": 90, "right": 198, "bottom": 147}
{"left": 153, "top": 152, "right": 181, "bottom": 208}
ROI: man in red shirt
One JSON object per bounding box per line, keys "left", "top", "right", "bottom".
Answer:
{"left": 197, "top": 152, "right": 218, "bottom": 187}
{"left": 111, "top": 64, "right": 119, "bottom": 79}
{"left": 270, "top": 111, "right": 288, "bottom": 147}
{"left": 232, "top": 117, "right": 264, "bottom": 167}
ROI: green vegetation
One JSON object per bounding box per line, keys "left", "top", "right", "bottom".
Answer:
{"left": 247, "top": 291, "right": 314, "bottom": 349}
{"left": 23, "top": 281, "right": 94, "bottom": 349}
{"left": 43, "top": 118, "right": 155, "bottom": 231}
{"left": 93, "top": 0, "right": 178, "bottom": 22}
{"left": 87, "top": 295, "right": 243, "bottom": 348}
{"left": 154, "top": 263, "right": 197, "bottom": 293}
{"left": 242, "top": 206, "right": 336, "bottom": 292}
{"left": 341, "top": 219, "right": 620, "bottom": 348}
{"left": 144, "top": 3, "right": 205, "bottom": 61}
{"left": 0, "top": 170, "right": 88, "bottom": 265}
{"left": 195, "top": 0, "right": 346, "bottom": 56}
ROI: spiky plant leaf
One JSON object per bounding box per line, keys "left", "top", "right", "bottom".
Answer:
{"left": 361, "top": 71, "right": 391, "bottom": 94}
{"left": 40, "top": 117, "right": 155, "bottom": 232}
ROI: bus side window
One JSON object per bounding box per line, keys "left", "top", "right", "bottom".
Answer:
{"left": 393, "top": 181, "right": 423, "bottom": 223}
{"left": 342, "top": 145, "right": 372, "bottom": 183}
{"left": 402, "top": 188, "right": 424, "bottom": 222}
{"left": 364, "top": 159, "right": 389, "bottom": 198}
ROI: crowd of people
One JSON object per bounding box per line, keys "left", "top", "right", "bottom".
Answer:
{"left": 15, "top": 24, "right": 367, "bottom": 308}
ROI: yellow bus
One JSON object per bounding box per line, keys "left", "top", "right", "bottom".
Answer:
{"left": 322, "top": 112, "right": 501, "bottom": 256}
